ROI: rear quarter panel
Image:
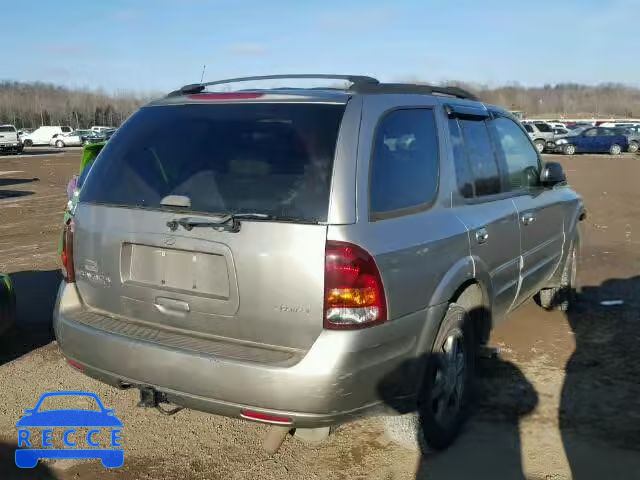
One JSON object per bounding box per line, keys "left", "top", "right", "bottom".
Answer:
{"left": 329, "top": 95, "right": 472, "bottom": 320}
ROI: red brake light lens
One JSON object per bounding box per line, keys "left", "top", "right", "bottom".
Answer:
{"left": 240, "top": 410, "right": 292, "bottom": 425}
{"left": 323, "top": 241, "right": 387, "bottom": 329}
{"left": 61, "top": 219, "right": 75, "bottom": 283}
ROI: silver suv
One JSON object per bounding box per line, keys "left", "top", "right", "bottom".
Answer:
{"left": 522, "top": 121, "right": 556, "bottom": 153}
{"left": 54, "top": 75, "right": 583, "bottom": 452}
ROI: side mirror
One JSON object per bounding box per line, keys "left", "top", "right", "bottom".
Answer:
{"left": 540, "top": 161, "right": 566, "bottom": 186}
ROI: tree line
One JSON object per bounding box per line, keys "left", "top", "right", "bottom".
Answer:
{"left": 452, "top": 82, "right": 640, "bottom": 118}
{"left": 2, "top": 80, "right": 640, "bottom": 128}
{"left": 0, "top": 81, "right": 150, "bottom": 129}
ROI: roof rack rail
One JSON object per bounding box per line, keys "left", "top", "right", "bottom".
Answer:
{"left": 166, "top": 75, "right": 479, "bottom": 101}
{"left": 352, "top": 83, "right": 479, "bottom": 101}
{"left": 167, "top": 74, "right": 380, "bottom": 97}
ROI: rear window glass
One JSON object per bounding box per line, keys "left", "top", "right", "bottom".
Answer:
{"left": 0, "top": 126, "right": 16, "bottom": 132}
{"left": 80, "top": 103, "right": 345, "bottom": 223}
{"left": 534, "top": 122, "right": 552, "bottom": 132}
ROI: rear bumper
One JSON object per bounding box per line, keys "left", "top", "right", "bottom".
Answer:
{"left": 54, "top": 282, "right": 444, "bottom": 428}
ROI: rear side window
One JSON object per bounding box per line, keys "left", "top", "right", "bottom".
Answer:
{"left": 80, "top": 103, "right": 345, "bottom": 223}
{"left": 458, "top": 119, "right": 501, "bottom": 196}
{"left": 523, "top": 124, "right": 533, "bottom": 133}
{"left": 490, "top": 117, "right": 541, "bottom": 191}
{"left": 369, "top": 109, "right": 439, "bottom": 218}
{"left": 448, "top": 118, "right": 474, "bottom": 198}
{"left": 534, "top": 122, "right": 552, "bottom": 133}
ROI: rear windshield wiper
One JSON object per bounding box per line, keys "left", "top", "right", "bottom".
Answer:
{"left": 167, "top": 212, "right": 272, "bottom": 233}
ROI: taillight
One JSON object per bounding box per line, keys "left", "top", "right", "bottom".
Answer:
{"left": 323, "top": 241, "right": 387, "bottom": 329}
{"left": 61, "top": 219, "right": 75, "bottom": 282}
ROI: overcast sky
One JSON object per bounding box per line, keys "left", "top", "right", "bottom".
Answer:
{"left": 3, "top": 0, "right": 638, "bottom": 93}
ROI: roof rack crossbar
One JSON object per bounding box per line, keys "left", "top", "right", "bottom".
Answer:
{"left": 168, "top": 74, "right": 380, "bottom": 97}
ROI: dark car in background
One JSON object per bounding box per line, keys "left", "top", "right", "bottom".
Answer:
{"left": 84, "top": 128, "right": 117, "bottom": 145}
{"left": 612, "top": 127, "right": 640, "bottom": 153}
{"left": 553, "top": 126, "right": 629, "bottom": 155}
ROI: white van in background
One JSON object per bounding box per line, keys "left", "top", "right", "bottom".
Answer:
{"left": 21, "top": 126, "right": 73, "bottom": 146}
{"left": 90, "top": 126, "right": 113, "bottom": 133}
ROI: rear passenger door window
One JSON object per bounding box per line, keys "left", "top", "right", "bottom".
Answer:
{"left": 458, "top": 118, "right": 501, "bottom": 196}
{"left": 490, "top": 116, "right": 541, "bottom": 191}
{"left": 369, "top": 109, "right": 439, "bottom": 218}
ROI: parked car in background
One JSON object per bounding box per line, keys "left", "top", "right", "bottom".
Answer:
{"left": 613, "top": 127, "right": 640, "bottom": 153}
{"left": 17, "top": 128, "right": 34, "bottom": 139}
{"left": 50, "top": 132, "right": 81, "bottom": 148}
{"left": 547, "top": 122, "right": 566, "bottom": 129}
{"left": 91, "top": 126, "right": 113, "bottom": 133}
{"left": 522, "top": 121, "right": 555, "bottom": 152}
{"left": 54, "top": 75, "right": 583, "bottom": 454}
{"left": 84, "top": 128, "right": 116, "bottom": 144}
{"left": 553, "top": 127, "right": 570, "bottom": 136}
{"left": 566, "top": 122, "right": 595, "bottom": 130}
{"left": 553, "top": 126, "right": 629, "bottom": 155}
{"left": 21, "top": 126, "right": 73, "bottom": 147}
{"left": 0, "top": 125, "right": 23, "bottom": 154}
{"left": 598, "top": 122, "right": 640, "bottom": 128}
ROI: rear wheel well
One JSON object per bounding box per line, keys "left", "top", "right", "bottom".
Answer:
{"left": 451, "top": 281, "right": 491, "bottom": 347}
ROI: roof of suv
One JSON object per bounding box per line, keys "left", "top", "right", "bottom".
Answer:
{"left": 150, "top": 74, "right": 494, "bottom": 109}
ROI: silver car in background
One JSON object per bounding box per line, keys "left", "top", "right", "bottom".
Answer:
{"left": 54, "top": 75, "right": 584, "bottom": 453}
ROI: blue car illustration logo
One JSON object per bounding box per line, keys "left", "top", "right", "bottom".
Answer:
{"left": 15, "top": 391, "right": 123, "bottom": 468}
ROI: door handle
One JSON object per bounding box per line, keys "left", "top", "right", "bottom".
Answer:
{"left": 475, "top": 228, "right": 489, "bottom": 244}
{"left": 522, "top": 213, "right": 536, "bottom": 226}
{"left": 154, "top": 297, "right": 190, "bottom": 315}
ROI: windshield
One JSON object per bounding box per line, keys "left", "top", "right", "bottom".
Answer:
{"left": 80, "top": 103, "right": 345, "bottom": 223}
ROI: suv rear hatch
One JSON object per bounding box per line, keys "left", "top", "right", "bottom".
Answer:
{"left": 0, "top": 125, "right": 19, "bottom": 147}
{"left": 73, "top": 99, "right": 346, "bottom": 356}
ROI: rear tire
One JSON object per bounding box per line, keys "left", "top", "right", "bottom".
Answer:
{"left": 23, "top": 139, "right": 33, "bottom": 147}
{"left": 383, "top": 299, "right": 476, "bottom": 452}
{"left": 55, "top": 140, "right": 64, "bottom": 148}
{"left": 534, "top": 140, "right": 545, "bottom": 154}
{"left": 563, "top": 144, "right": 576, "bottom": 155}
{"left": 538, "top": 244, "right": 578, "bottom": 312}
{"left": 628, "top": 141, "right": 638, "bottom": 153}
{"left": 609, "top": 144, "right": 622, "bottom": 155}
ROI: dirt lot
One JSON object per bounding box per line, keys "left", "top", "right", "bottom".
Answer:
{"left": 0, "top": 149, "right": 639, "bottom": 479}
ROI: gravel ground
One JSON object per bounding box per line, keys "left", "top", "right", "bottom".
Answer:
{"left": 1, "top": 149, "right": 639, "bottom": 479}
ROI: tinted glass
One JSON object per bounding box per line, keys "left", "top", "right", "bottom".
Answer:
{"left": 523, "top": 124, "right": 534, "bottom": 133}
{"left": 61, "top": 127, "right": 72, "bottom": 133}
{"left": 534, "top": 122, "right": 553, "bottom": 132}
{"left": 459, "top": 119, "right": 501, "bottom": 196}
{"left": 370, "top": 109, "right": 439, "bottom": 215}
{"left": 491, "top": 117, "right": 540, "bottom": 191}
{"left": 584, "top": 128, "right": 598, "bottom": 137}
{"left": 0, "top": 126, "right": 16, "bottom": 133}
{"left": 448, "top": 118, "right": 474, "bottom": 198}
{"left": 81, "top": 103, "right": 345, "bottom": 223}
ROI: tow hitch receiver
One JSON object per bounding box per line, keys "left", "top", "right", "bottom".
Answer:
{"left": 137, "top": 386, "right": 163, "bottom": 408}
{"left": 137, "top": 387, "right": 184, "bottom": 416}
